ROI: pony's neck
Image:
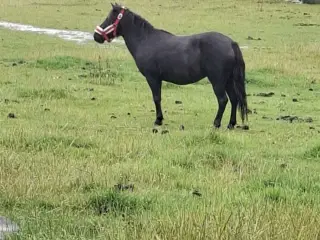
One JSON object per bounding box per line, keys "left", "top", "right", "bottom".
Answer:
{"left": 121, "top": 12, "right": 156, "bottom": 57}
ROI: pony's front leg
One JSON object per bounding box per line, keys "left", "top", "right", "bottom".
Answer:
{"left": 146, "top": 77, "right": 163, "bottom": 126}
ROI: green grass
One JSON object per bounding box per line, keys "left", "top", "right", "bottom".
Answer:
{"left": 0, "top": 0, "right": 320, "bottom": 239}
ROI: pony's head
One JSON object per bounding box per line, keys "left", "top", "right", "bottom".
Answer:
{"left": 93, "top": 3, "right": 127, "bottom": 43}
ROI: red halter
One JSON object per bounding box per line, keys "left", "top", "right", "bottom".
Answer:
{"left": 95, "top": 8, "right": 125, "bottom": 42}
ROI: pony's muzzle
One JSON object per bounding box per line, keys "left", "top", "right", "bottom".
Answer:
{"left": 94, "top": 25, "right": 115, "bottom": 43}
{"left": 93, "top": 32, "right": 105, "bottom": 43}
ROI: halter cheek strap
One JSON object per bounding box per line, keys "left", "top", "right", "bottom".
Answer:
{"left": 113, "top": 8, "right": 125, "bottom": 37}
{"left": 95, "top": 8, "right": 125, "bottom": 42}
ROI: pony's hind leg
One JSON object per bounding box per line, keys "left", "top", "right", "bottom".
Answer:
{"left": 146, "top": 76, "right": 163, "bottom": 126}
{"left": 209, "top": 78, "right": 228, "bottom": 128}
{"left": 226, "top": 81, "right": 238, "bottom": 129}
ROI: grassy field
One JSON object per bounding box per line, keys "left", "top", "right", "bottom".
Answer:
{"left": 0, "top": 0, "right": 320, "bottom": 239}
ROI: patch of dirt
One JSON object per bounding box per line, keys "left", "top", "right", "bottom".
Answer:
{"left": 294, "top": 23, "right": 320, "bottom": 27}
{"left": 276, "top": 115, "right": 313, "bottom": 123}
{"left": 243, "top": 125, "right": 249, "bottom": 130}
{"left": 280, "top": 16, "right": 294, "bottom": 20}
{"left": 3, "top": 99, "right": 20, "bottom": 104}
{"left": 247, "top": 36, "right": 262, "bottom": 40}
{"left": 236, "top": 125, "right": 250, "bottom": 130}
{"left": 255, "top": 92, "right": 275, "bottom": 97}
{"left": 7, "top": 113, "right": 16, "bottom": 118}
{"left": 192, "top": 190, "right": 202, "bottom": 197}
{"left": 262, "top": 116, "right": 273, "bottom": 120}
{"left": 247, "top": 109, "right": 257, "bottom": 114}
{"left": 253, "top": 101, "right": 266, "bottom": 104}
{"left": 11, "top": 60, "right": 26, "bottom": 67}
{"left": 161, "top": 130, "right": 169, "bottom": 135}
{"left": 280, "top": 163, "right": 288, "bottom": 169}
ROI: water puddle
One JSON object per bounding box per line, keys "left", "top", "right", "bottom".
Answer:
{"left": 0, "top": 20, "right": 248, "bottom": 49}
{"left": 0, "top": 216, "right": 19, "bottom": 240}
{"left": 286, "top": 0, "right": 302, "bottom": 3}
{"left": 0, "top": 21, "right": 124, "bottom": 45}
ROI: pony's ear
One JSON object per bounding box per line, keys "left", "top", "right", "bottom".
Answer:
{"left": 111, "top": 2, "right": 115, "bottom": 8}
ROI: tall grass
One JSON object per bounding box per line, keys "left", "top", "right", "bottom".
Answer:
{"left": 0, "top": 0, "right": 319, "bottom": 239}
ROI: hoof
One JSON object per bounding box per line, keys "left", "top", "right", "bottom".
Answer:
{"left": 154, "top": 119, "right": 163, "bottom": 126}
{"left": 227, "top": 124, "right": 235, "bottom": 130}
{"left": 213, "top": 120, "right": 221, "bottom": 129}
{"left": 152, "top": 128, "right": 158, "bottom": 134}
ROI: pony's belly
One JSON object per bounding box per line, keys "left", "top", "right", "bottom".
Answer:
{"left": 158, "top": 56, "right": 205, "bottom": 85}
{"left": 163, "top": 74, "right": 205, "bottom": 85}
{"left": 162, "top": 68, "right": 206, "bottom": 85}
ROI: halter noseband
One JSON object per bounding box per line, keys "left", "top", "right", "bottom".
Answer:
{"left": 95, "top": 7, "right": 126, "bottom": 42}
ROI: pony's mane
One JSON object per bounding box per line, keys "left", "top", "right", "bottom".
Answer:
{"left": 128, "top": 10, "right": 154, "bottom": 31}
{"left": 129, "top": 10, "right": 174, "bottom": 35}
{"left": 113, "top": 3, "right": 173, "bottom": 35}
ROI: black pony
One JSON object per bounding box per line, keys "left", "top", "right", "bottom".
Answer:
{"left": 94, "top": 3, "right": 248, "bottom": 129}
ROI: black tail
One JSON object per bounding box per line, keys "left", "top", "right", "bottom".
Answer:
{"left": 231, "top": 42, "right": 248, "bottom": 124}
